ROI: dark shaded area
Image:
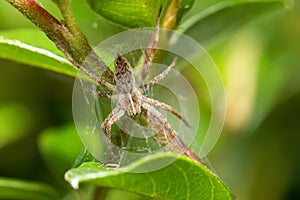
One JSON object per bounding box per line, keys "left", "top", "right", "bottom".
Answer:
{"left": 0, "top": 59, "right": 73, "bottom": 185}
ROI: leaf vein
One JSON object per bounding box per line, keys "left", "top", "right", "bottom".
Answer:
{"left": 174, "top": 163, "right": 190, "bottom": 200}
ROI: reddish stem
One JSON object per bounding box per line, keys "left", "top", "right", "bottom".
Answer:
{"left": 7, "top": 0, "right": 114, "bottom": 81}
{"left": 7, "top": 0, "right": 61, "bottom": 37}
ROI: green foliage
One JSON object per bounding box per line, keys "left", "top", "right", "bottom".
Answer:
{"left": 0, "top": 29, "right": 77, "bottom": 77}
{"left": 0, "top": 0, "right": 293, "bottom": 199}
{"left": 87, "top": 0, "right": 167, "bottom": 28}
{"left": 38, "top": 124, "right": 84, "bottom": 177}
{"left": 0, "top": 1, "right": 284, "bottom": 78}
{"left": 0, "top": 104, "right": 32, "bottom": 147}
{"left": 0, "top": 177, "right": 60, "bottom": 200}
{"left": 177, "top": 0, "right": 284, "bottom": 44}
{"left": 65, "top": 153, "right": 234, "bottom": 200}
{"left": 87, "top": 0, "right": 195, "bottom": 28}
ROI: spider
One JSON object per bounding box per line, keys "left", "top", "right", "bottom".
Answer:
{"left": 86, "top": 9, "right": 202, "bottom": 164}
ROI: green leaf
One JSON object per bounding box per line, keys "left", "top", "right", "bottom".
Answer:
{"left": 0, "top": 103, "right": 32, "bottom": 147}
{"left": 87, "top": 0, "right": 166, "bottom": 28}
{"left": 177, "top": 0, "right": 285, "bottom": 44}
{"left": 87, "top": 0, "right": 194, "bottom": 28}
{"left": 65, "top": 153, "right": 234, "bottom": 200}
{"left": 38, "top": 124, "right": 84, "bottom": 177}
{"left": 0, "top": 177, "right": 60, "bottom": 200}
{"left": 176, "top": 0, "right": 195, "bottom": 22}
{"left": 0, "top": 29, "right": 78, "bottom": 77}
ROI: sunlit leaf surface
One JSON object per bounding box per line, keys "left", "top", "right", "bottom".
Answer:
{"left": 87, "top": 0, "right": 194, "bottom": 28}
{"left": 65, "top": 153, "right": 234, "bottom": 200}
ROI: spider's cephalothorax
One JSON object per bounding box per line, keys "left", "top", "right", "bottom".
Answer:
{"left": 114, "top": 53, "right": 136, "bottom": 93}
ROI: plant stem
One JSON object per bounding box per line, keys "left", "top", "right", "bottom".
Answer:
{"left": 6, "top": 0, "right": 113, "bottom": 81}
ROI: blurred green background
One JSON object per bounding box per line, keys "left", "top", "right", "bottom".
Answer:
{"left": 0, "top": 0, "right": 300, "bottom": 199}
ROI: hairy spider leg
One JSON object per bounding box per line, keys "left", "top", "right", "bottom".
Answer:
{"left": 101, "top": 105, "right": 125, "bottom": 163}
{"left": 138, "top": 7, "right": 161, "bottom": 82}
{"left": 141, "top": 102, "right": 184, "bottom": 148}
{"left": 101, "top": 107, "right": 125, "bottom": 141}
{"left": 84, "top": 88, "right": 112, "bottom": 98}
{"left": 139, "top": 57, "right": 191, "bottom": 127}
{"left": 141, "top": 102, "right": 202, "bottom": 163}
{"left": 141, "top": 57, "right": 177, "bottom": 91}
{"left": 141, "top": 103, "right": 170, "bottom": 140}
{"left": 142, "top": 96, "right": 191, "bottom": 127}
{"left": 97, "top": 79, "right": 115, "bottom": 91}
{"left": 75, "top": 58, "right": 115, "bottom": 91}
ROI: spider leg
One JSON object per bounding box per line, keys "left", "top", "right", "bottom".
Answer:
{"left": 84, "top": 88, "right": 112, "bottom": 98}
{"left": 141, "top": 103, "right": 188, "bottom": 153}
{"left": 141, "top": 103, "right": 202, "bottom": 164}
{"left": 101, "top": 107, "right": 125, "bottom": 141}
{"left": 84, "top": 88, "right": 121, "bottom": 102}
{"left": 98, "top": 79, "right": 115, "bottom": 91}
{"left": 141, "top": 103, "right": 173, "bottom": 142}
{"left": 141, "top": 57, "right": 177, "bottom": 91}
{"left": 142, "top": 96, "right": 191, "bottom": 127}
{"left": 138, "top": 7, "right": 161, "bottom": 81}
{"left": 77, "top": 60, "right": 115, "bottom": 91}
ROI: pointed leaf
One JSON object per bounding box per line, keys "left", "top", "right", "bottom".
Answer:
{"left": 0, "top": 29, "right": 78, "bottom": 77}
{"left": 65, "top": 153, "right": 234, "bottom": 200}
{"left": 176, "top": 0, "right": 285, "bottom": 44}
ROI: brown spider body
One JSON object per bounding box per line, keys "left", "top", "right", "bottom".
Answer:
{"left": 114, "top": 53, "right": 142, "bottom": 116}
{"left": 101, "top": 52, "right": 185, "bottom": 140}
{"left": 114, "top": 53, "right": 136, "bottom": 93}
{"left": 93, "top": 9, "right": 202, "bottom": 164}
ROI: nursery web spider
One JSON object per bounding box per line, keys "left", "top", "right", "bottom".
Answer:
{"left": 88, "top": 9, "right": 202, "bottom": 164}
